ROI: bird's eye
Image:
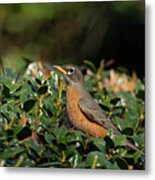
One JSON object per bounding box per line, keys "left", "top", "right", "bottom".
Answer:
{"left": 67, "top": 67, "right": 75, "bottom": 75}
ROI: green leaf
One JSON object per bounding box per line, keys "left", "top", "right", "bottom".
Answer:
{"left": 13, "top": 125, "right": 25, "bottom": 136}
{"left": 0, "top": 147, "right": 24, "bottom": 160}
{"left": 24, "top": 139, "right": 45, "bottom": 154}
{"left": 67, "top": 130, "right": 85, "bottom": 143}
{"left": 132, "top": 133, "right": 145, "bottom": 150}
{"left": 114, "top": 135, "right": 126, "bottom": 147}
{"left": 0, "top": 76, "right": 19, "bottom": 93}
{"left": 45, "top": 134, "right": 56, "bottom": 144}
{"left": 54, "top": 126, "right": 68, "bottom": 145}
{"left": 86, "top": 151, "right": 119, "bottom": 169}
{"left": 19, "top": 83, "right": 35, "bottom": 103}
{"left": 68, "top": 150, "right": 82, "bottom": 168}
{"left": 40, "top": 115, "right": 52, "bottom": 128}
{"left": 115, "top": 117, "right": 128, "bottom": 131}
{"left": 126, "top": 151, "right": 143, "bottom": 162}
{"left": 93, "top": 139, "right": 106, "bottom": 153}
{"left": 85, "top": 80, "right": 93, "bottom": 92}
{"left": 136, "top": 80, "right": 144, "bottom": 93}
{"left": 84, "top": 60, "right": 97, "bottom": 73}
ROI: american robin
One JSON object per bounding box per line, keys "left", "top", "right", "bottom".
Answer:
{"left": 53, "top": 64, "right": 140, "bottom": 151}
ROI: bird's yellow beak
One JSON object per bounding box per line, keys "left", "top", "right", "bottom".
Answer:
{"left": 53, "top": 65, "right": 67, "bottom": 74}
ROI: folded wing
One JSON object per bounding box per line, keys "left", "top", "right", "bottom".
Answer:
{"left": 78, "top": 97, "right": 120, "bottom": 136}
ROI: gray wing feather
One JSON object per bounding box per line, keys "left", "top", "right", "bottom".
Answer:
{"left": 78, "top": 98, "right": 142, "bottom": 151}
{"left": 78, "top": 97, "right": 120, "bottom": 136}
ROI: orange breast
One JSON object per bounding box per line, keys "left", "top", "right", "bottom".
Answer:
{"left": 66, "top": 87, "right": 107, "bottom": 138}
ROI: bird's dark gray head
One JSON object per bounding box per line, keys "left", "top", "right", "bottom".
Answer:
{"left": 53, "top": 64, "right": 85, "bottom": 85}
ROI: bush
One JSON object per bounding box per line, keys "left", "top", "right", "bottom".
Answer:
{"left": 0, "top": 61, "right": 144, "bottom": 169}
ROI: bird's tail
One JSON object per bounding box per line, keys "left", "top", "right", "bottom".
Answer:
{"left": 124, "top": 140, "right": 144, "bottom": 155}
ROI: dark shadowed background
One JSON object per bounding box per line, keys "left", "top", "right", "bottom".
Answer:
{"left": 0, "top": 1, "right": 145, "bottom": 78}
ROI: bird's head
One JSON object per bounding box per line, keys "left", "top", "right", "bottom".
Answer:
{"left": 53, "top": 64, "right": 85, "bottom": 86}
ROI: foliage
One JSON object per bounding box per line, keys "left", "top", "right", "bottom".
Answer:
{"left": 0, "top": 61, "right": 145, "bottom": 169}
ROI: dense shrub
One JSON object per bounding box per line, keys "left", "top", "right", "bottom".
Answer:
{"left": 0, "top": 61, "right": 145, "bottom": 169}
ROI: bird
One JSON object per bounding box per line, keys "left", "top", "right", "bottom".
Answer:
{"left": 53, "top": 64, "right": 141, "bottom": 152}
